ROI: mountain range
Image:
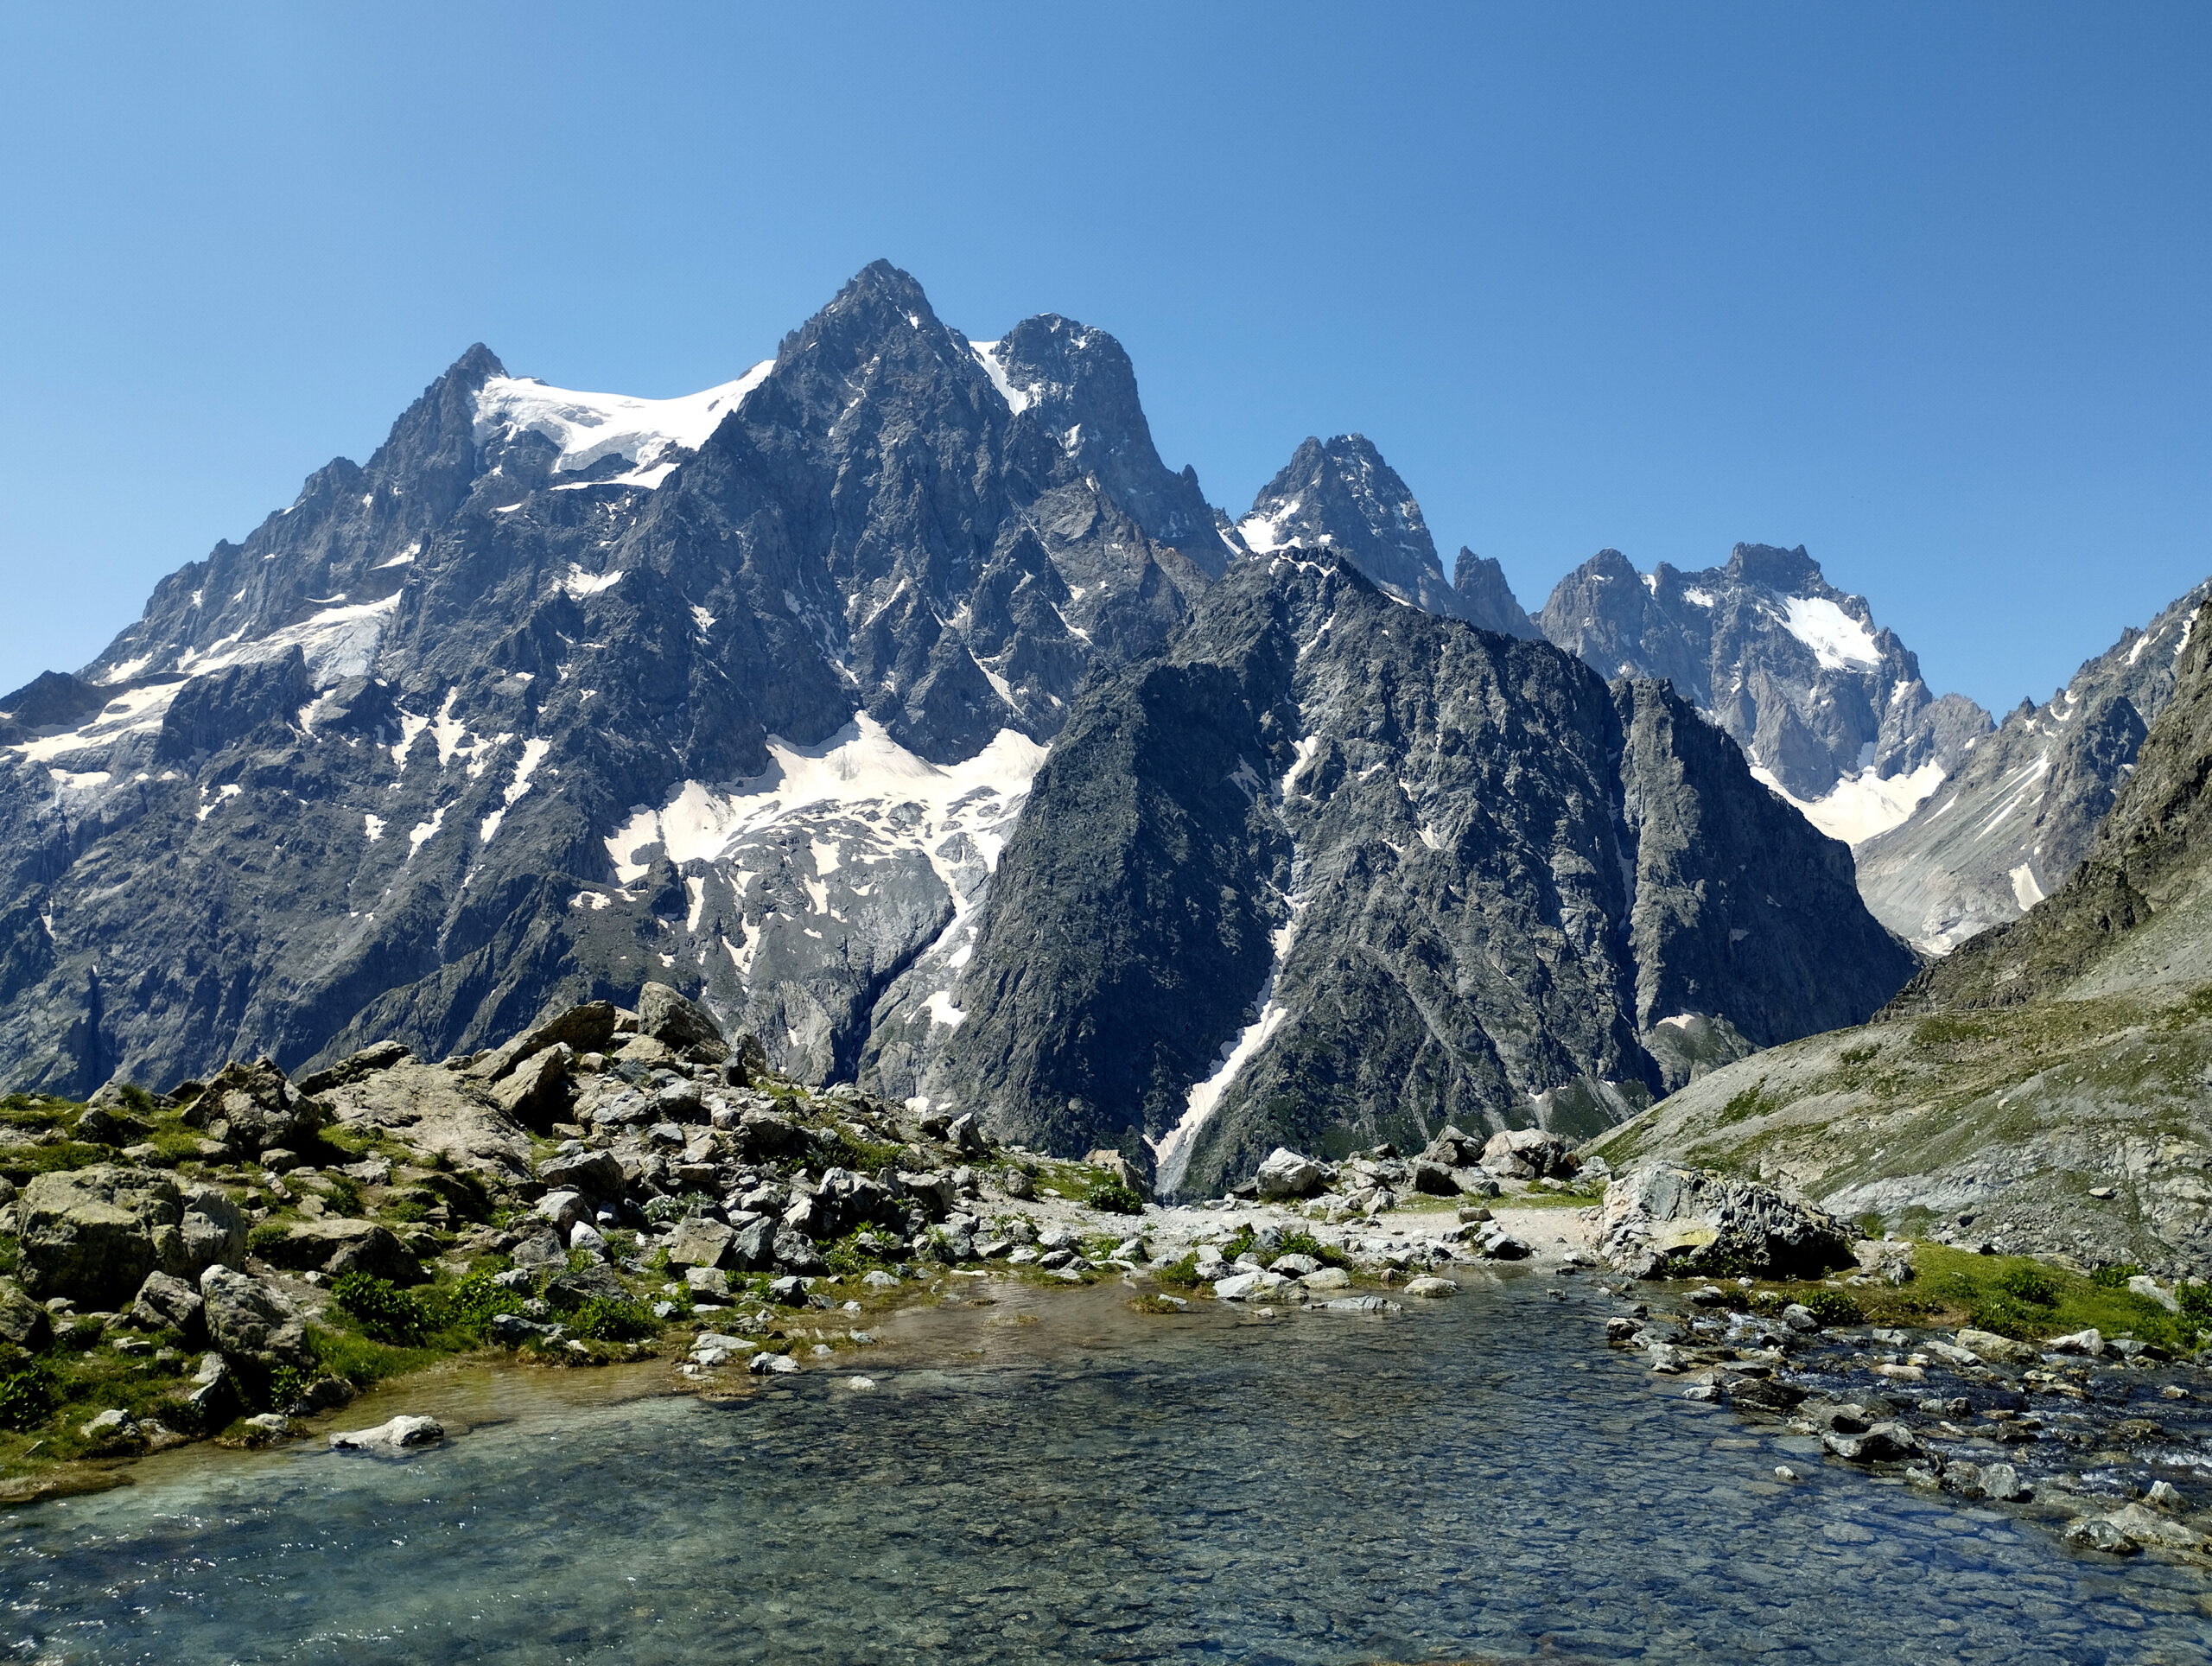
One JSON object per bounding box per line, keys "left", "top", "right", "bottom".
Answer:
{"left": 2, "top": 259, "right": 2200, "bottom": 1199}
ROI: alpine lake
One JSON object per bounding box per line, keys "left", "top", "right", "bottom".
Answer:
{"left": 3, "top": 1270, "right": 2208, "bottom": 1665}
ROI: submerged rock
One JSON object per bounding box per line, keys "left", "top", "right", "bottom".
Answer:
{"left": 328, "top": 1414, "right": 444, "bottom": 1454}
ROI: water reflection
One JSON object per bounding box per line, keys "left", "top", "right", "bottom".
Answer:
{"left": 3, "top": 1277, "right": 2208, "bottom": 1663}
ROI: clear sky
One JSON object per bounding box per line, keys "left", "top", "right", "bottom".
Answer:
{"left": 1, "top": 3, "right": 2204, "bottom": 715}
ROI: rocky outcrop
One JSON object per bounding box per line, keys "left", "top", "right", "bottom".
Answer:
{"left": 912, "top": 555, "right": 1914, "bottom": 1194}
{"left": 181, "top": 1059, "right": 328, "bottom": 1155}
{"left": 1594, "top": 1160, "right": 1854, "bottom": 1279}
{"left": 200, "top": 1264, "right": 310, "bottom": 1366}
{"left": 18, "top": 1167, "right": 246, "bottom": 1309}
{"left": 1232, "top": 435, "right": 1461, "bottom": 617}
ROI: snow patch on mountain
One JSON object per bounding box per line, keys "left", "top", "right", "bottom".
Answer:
{"left": 1751, "top": 760, "right": 1946, "bottom": 847}
{"left": 474, "top": 362, "right": 773, "bottom": 482}
{"left": 1781, "top": 595, "right": 1882, "bottom": 670}
{"left": 966, "top": 340, "right": 1033, "bottom": 416}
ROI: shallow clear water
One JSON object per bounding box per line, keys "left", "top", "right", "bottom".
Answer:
{"left": 4, "top": 1275, "right": 2209, "bottom": 1664}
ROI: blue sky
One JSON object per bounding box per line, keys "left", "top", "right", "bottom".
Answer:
{"left": 0, "top": 3, "right": 2204, "bottom": 714}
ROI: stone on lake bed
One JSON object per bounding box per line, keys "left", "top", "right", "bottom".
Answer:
{"left": 1402, "top": 1276, "right": 1458, "bottom": 1299}
{"left": 1300, "top": 1267, "right": 1351, "bottom": 1290}
{"left": 1322, "top": 1295, "right": 1402, "bottom": 1315}
{"left": 1211, "top": 1270, "right": 1285, "bottom": 1301}
{"left": 328, "top": 1415, "right": 444, "bottom": 1454}
{"left": 845, "top": 1377, "right": 877, "bottom": 1392}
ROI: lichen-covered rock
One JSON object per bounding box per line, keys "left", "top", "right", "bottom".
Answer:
{"left": 181, "top": 1059, "right": 327, "bottom": 1154}
{"left": 0, "top": 1280, "right": 53, "bottom": 1351}
{"left": 199, "top": 1264, "right": 310, "bottom": 1365}
{"left": 1482, "top": 1127, "right": 1578, "bottom": 1180}
{"left": 1596, "top": 1160, "right": 1853, "bottom": 1279}
{"left": 129, "top": 1269, "right": 204, "bottom": 1334}
{"left": 20, "top": 1166, "right": 182, "bottom": 1307}
{"left": 260, "top": 1218, "right": 423, "bottom": 1284}
{"left": 637, "top": 983, "right": 729, "bottom": 1063}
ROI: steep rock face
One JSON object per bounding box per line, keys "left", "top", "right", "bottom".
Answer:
{"left": 1451, "top": 550, "right": 1541, "bottom": 639}
{"left": 1592, "top": 601, "right": 2212, "bottom": 1271}
{"left": 1853, "top": 578, "right": 2210, "bottom": 952}
{"left": 1233, "top": 436, "right": 1464, "bottom": 618}
{"left": 1535, "top": 543, "right": 1992, "bottom": 840}
{"left": 904, "top": 556, "right": 1913, "bottom": 1196}
{"left": 0, "top": 263, "right": 1228, "bottom": 1096}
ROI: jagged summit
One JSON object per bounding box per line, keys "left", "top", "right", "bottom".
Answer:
{"left": 1451, "top": 550, "right": 1541, "bottom": 639}
{"left": 1535, "top": 541, "right": 1992, "bottom": 839}
{"left": 1235, "top": 434, "right": 1460, "bottom": 617}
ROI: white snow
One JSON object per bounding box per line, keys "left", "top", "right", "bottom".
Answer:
{"left": 10, "top": 681, "right": 185, "bottom": 764}
{"left": 1151, "top": 900, "right": 1305, "bottom": 1198}
{"left": 603, "top": 715, "right": 1048, "bottom": 893}
{"left": 690, "top": 606, "right": 716, "bottom": 633}
{"left": 1751, "top": 760, "right": 1945, "bottom": 846}
{"left": 922, "top": 989, "right": 967, "bottom": 1029}
{"left": 391, "top": 711, "right": 432, "bottom": 768}
{"left": 967, "top": 341, "right": 1033, "bottom": 416}
{"left": 1780, "top": 595, "right": 1882, "bottom": 671}
{"left": 474, "top": 361, "right": 773, "bottom": 485}
{"left": 1236, "top": 501, "right": 1300, "bottom": 556}
{"left": 1682, "top": 588, "right": 1716, "bottom": 608}
{"left": 375, "top": 543, "right": 421, "bottom": 569}
{"left": 407, "top": 804, "right": 447, "bottom": 856}
{"left": 480, "top": 736, "right": 552, "bottom": 844}
{"left": 194, "top": 783, "right": 242, "bottom": 823}
{"left": 558, "top": 564, "right": 625, "bottom": 599}
{"left": 2008, "top": 863, "right": 2047, "bottom": 910}
{"left": 169, "top": 591, "right": 403, "bottom": 686}
{"left": 429, "top": 690, "right": 467, "bottom": 767}
{"left": 363, "top": 813, "right": 386, "bottom": 843}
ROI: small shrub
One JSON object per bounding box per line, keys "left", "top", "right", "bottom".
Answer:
{"left": 2091, "top": 1262, "right": 2145, "bottom": 1291}
{"left": 1153, "top": 1253, "right": 1204, "bottom": 1290}
{"left": 245, "top": 1221, "right": 290, "bottom": 1258}
{"left": 568, "top": 1297, "right": 657, "bottom": 1343}
{"left": 1799, "top": 1289, "right": 1863, "bottom": 1326}
{"left": 1996, "top": 1266, "right": 2058, "bottom": 1307}
{"left": 1967, "top": 1296, "right": 2037, "bottom": 1339}
{"left": 1750, "top": 1290, "right": 1785, "bottom": 1317}
{"left": 330, "top": 1272, "right": 427, "bottom": 1342}
{"left": 1084, "top": 1180, "right": 1144, "bottom": 1216}
{"left": 435, "top": 1274, "right": 526, "bottom": 1336}
{"left": 0, "top": 1365, "right": 52, "bottom": 1431}
{"left": 1278, "top": 1231, "right": 1350, "bottom": 1269}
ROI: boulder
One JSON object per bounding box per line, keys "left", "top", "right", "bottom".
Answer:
{"left": 537, "top": 1148, "right": 626, "bottom": 1199}
{"left": 0, "top": 1281, "right": 52, "bottom": 1351}
{"left": 181, "top": 1059, "right": 327, "bottom": 1154}
{"left": 736, "top": 1111, "right": 804, "bottom": 1164}
{"left": 685, "top": 1266, "right": 732, "bottom": 1300}
{"left": 1402, "top": 1276, "right": 1459, "bottom": 1299}
{"left": 664, "top": 1218, "right": 735, "bottom": 1270}
{"left": 1594, "top": 1160, "right": 1853, "bottom": 1280}
{"left": 1254, "top": 1148, "right": 1323, "bottom": 1201}
{"left": 2045, "top": 1327, "right": 2105, "bottom": 1357}
{"left": 535, "top": 1189, "right": 588, "bottom": 1236}
{"left": 472, "top": 1003, "right": 619, "bottom": 1084}
{"left": 20, "top": 1166, "right": 184, "bottom": 1307}
{"left": 328, "top": 1414, "right": 444, "bottom": 1454}
{"left": 1954, "top": 1326, "right": 2036, "bottom": 1364}
{"left": 2063, "top": 1517, "right": 2139, "bottom": 1555}
{"left": 723, "top": 1030, "right": 770, "bottom": 1087}
{"left": 1481, "top": 1127, "right": 1577, "bottom": 1180}
{"left": 75, "top": 1104, "right": 151, "bottom": 1147}
{"left": 79, "top": 1408, "right": 141, "bottom": 1451}
{"left": 262, "top": 1218, "right": 423, "bottom": 1283}
{"left": 898, "top": 1170, "right": 957, "bottom": 1219}
{"left": 772, "top": 1226, "right": 826, "bottom": 1275}
{"left": 1419, "top": 1125, "right": 1484, "bottom": 1168}
{"left": 1411, "top": 1160, "right": 1459, "bottom": 1197}
{"left": 1212, "top": 1270, "right": 1286, "bottom": 1300}
{"left": 492, "top": 1044, "right": 574, "bottom": 1127}
{"left": 1821, "top": 1420, "right": 1921, "bottom": 1464}
{"left": 636, "top": 983, "right": 730, "bottom": 1063}
{"left": 199, "top": 1265, "right": 309, "bottom": 1365}
{"left": 728, "top": 1215, "right": 776, "bottom": 1272}
{"left": 297, "top": 1040, "right": 411, "bottom": 1097}
{"left": 128, "top": 1270, "right": 203, "bottom": 1335}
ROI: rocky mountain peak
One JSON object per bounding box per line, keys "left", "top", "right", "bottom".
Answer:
{"left": 1536, "top": 542, "right": 1992, "bottom": 837}
{"left": 1451, "top": 549, "right": 1541, "bottom": 639}
{"left": 1235, "top": 434, "right": 1459, "bottom": 616}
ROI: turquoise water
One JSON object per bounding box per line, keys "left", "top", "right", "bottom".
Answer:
{"left": 3, "top": 1276, "right": 2208, "bottom": 1663}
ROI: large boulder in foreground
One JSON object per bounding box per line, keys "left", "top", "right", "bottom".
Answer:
{"left": 200, "top": 1264, "right": 311, "bottom": 1366}
{"left": 1596, "top": 1160, "right": 1853, "bottom": 1280}
{"left": 19, "top": 1167, "right": 247, "bottom": 1308}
